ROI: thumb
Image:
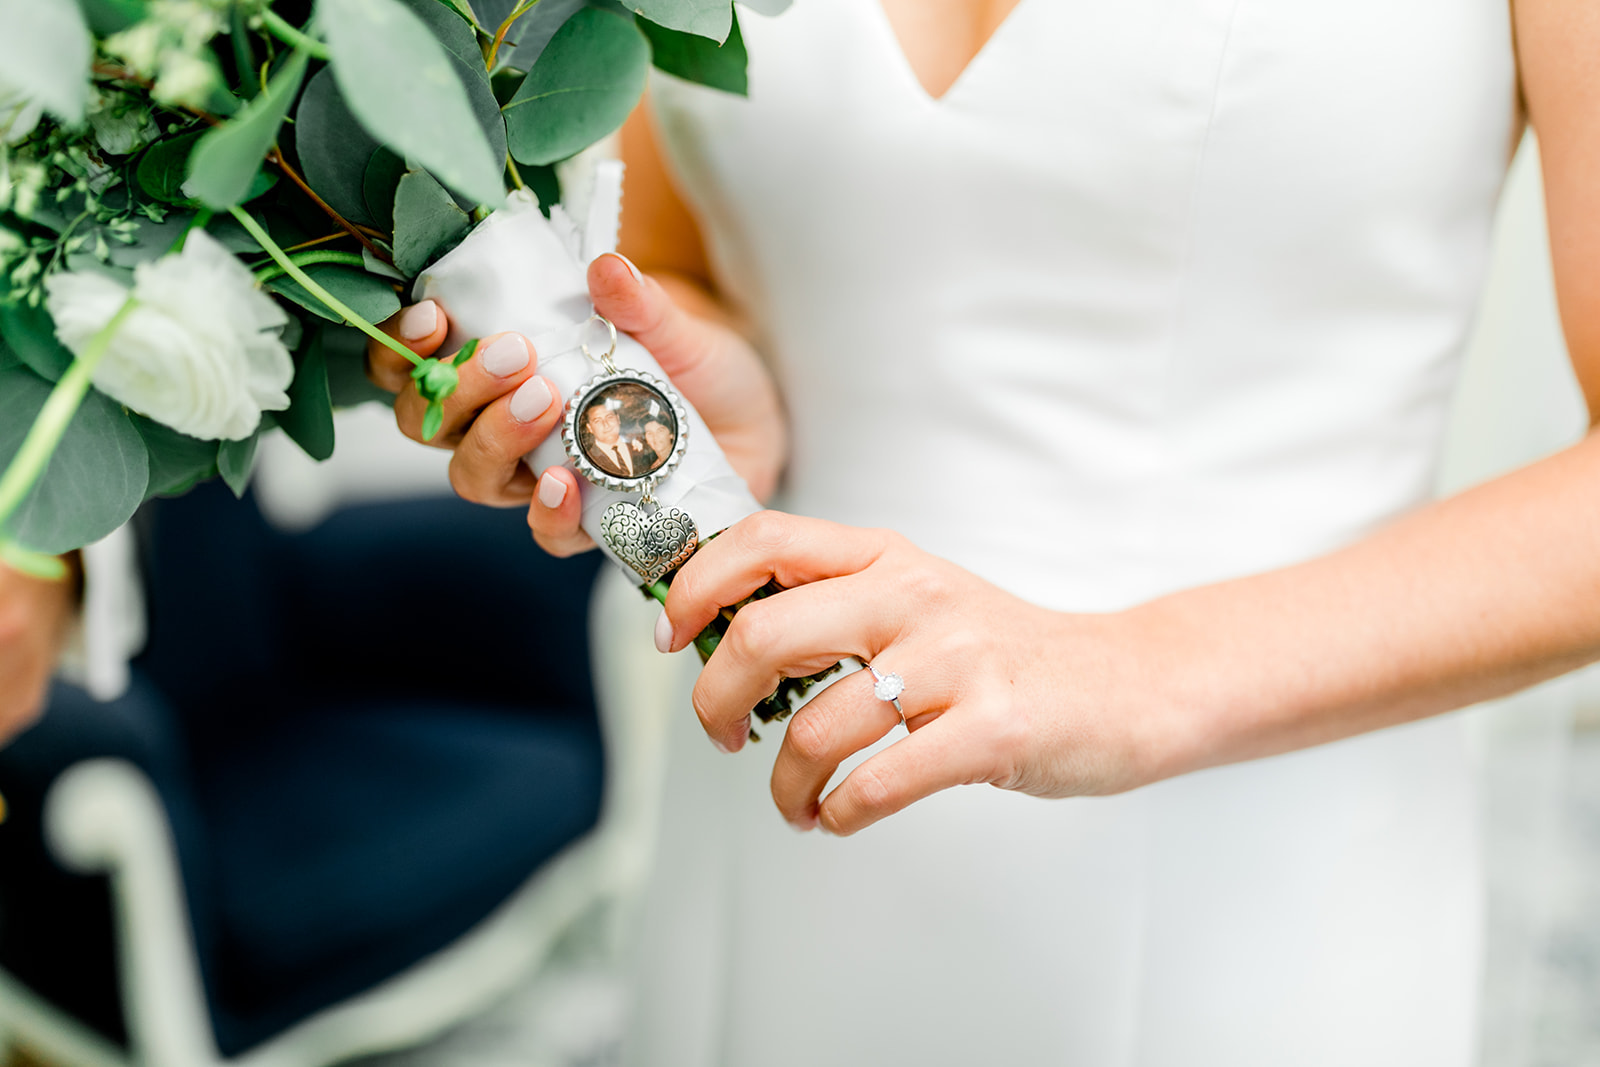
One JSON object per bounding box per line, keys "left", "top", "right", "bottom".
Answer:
{"left": 587, "top": 252, "right": 720, "bottom": 380}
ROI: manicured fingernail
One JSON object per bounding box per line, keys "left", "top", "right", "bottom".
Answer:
{"left": 399, "top": 300, "right": 438, "bottom": 340}
{"left": 480, "top": 334, "right": 529, "bottom": 377}
{"left": 603, "top": 251, "right": 644, "bottom": 285}
{"left": 788, "top": 811, "right": 819, "bottom": 833}
{"left": 654, "top": 608, "right": 674, "bottom": 654}
{"left": 537, "top": 472, "right": 566, "bottom": 509}
{"left": 510, "top": 375, "right": 553, "bottom": 422}
{"left": 710, "top": 735, "right": 732, "bottom": 754}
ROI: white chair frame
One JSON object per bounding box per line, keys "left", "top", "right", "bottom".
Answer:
{"left": 0, "top": 570, "right": 673, "bottom": 1067}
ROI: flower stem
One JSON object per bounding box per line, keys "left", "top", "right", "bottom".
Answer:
{"left": 265, "top": 149, "right": 390, "bottom": 263}
{"left": 229, "top": 207, "right": 422, "bottom": 369}
{"left": 0, "top": 296, "right": 139, "bottom": 534}
{"left": 485, "top": 0, "right": 540, "bottom": 69}
{"left": 252, "top": 249, "right": 368, "bottom": 283}
{"left": 258, "top": 9, "right": 330, "bottom": 60}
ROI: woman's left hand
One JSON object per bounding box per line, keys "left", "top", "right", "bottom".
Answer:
{"left": 659, "top": 512, "right": 1169, "bottom": 835}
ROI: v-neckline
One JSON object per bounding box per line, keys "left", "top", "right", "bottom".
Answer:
{"left": 871, "top": 0, "right": 1030, "bottom": 105}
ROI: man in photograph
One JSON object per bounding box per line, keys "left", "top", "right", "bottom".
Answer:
{"left": 583, "top": 402, "right": 637, "bottom": 478}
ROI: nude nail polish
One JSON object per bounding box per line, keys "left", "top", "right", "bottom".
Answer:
{"left": 605, "top": 251, "right": 644, "bottom": 285}
{"left": 537, "top": 472, "right": 566, "bottom": 509}
{"left": 654, "top": 608, "right": 674, "bottom": 654}
{"left": 480, "top": 334, "right": 529, "bottom": 377}
{"left": 399, "top": 301, "right": 438, "bottom": 340}
{"left": 510, "top": 375, "right": 553, "bottom": 422}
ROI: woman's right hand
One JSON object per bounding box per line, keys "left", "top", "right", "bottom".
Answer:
{"left": 0, "top": 560, "right": 76, "bottom": 746}
{"left": 366, "top": 252, "right": 787, "bottom": 557}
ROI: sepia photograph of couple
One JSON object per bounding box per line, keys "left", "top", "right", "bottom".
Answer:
{"left": 1, "top": 0, "right": 1600, "bottom": 1066}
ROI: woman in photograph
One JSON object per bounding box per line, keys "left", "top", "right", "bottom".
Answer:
{"left": 366, "top": 0, "right": 1600, "bottom": 1063}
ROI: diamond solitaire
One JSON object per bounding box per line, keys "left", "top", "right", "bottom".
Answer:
{"left": 873, "top": 672, "right": 905, "bottom": 703}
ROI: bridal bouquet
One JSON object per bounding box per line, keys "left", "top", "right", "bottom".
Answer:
{"left": 0, "top": 0, "right": 753, "bottom": 581}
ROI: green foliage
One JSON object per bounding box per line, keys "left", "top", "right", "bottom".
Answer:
{"left": 77, "top": 0, "right": 149, "bottom": 36}
{"left": 322, "top": 323, "right": 394, "bottom": 406}
{"left": 0, "top": 0, "right": 93, "bottom": 122}
{"left": 267, "top": 263, "right": 402, "bottom": 326}
{"left": 318, "top": 0, "right": 505, "bottom": 208}
{"left": 391, "top": 168, "right": 472, "bottom": 276}
{"left": 0, "top": 364, "right": 148, "bottom": 554}
{"left": 185, "top": 49, "right": 310, "bottom": 210}
{"left": 639, "top": 8, "right": 747, "bottom": 95}
{"left": 137, "top": 131, "right": 207, "bottom": 203}
{"left": 361, "top": 148, "right": 406, "bottom": 231}
{"left": 622, "top": 0, "right": 731, "bottom": 43}
{"left": 277, "top": 332, "right": 337, "bottom": 461}
{"left": 504, "top": 8, "right": 650, "bottom": 167}
{"left": 293, "top": 67, "right": 384, "bottom": 227}
{"left": 133, "top": 415, "right": 219, "bottom": 497}
{"left": 0, "top": 300, "right": 74, "bottom": 382}
{"left": 217, "top": 426, "right": 260, "bottom": 497}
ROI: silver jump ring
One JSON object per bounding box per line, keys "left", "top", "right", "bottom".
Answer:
{"left": 864, "top": 662, "right": 906, "bottom": 721}
{"left": 581, "top": 313, "right": 619, "bottom": 372}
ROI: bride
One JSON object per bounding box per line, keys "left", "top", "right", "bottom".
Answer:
{"left": 366, "top": 0, "right": 1600, "bottom": 1062}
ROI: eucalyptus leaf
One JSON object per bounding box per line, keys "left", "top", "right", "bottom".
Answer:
{"left": 0, "top": 0, "right": 92, "bottom": 123}
{"left": 504, "top": 8, "right": 650, "bottom": 167}
{"left": 266, "top": 265, "right": 402, "bottom": 325}
{"left": 294, "top": 67, "right": 382, "bottom": 227}
{"left": 499, "top": 0, "right": 585, "bottom": 69}
{"left": 0, "top": 366, "right": 148, "bottom": 554}
{"left": 133, "top": 416, "right": 219, "bottom": 497}
{"left": 391, "top": 169, "right": 472, "bottom": 276}
{"left": 78, "top": 0, "right": 149, "bottom": 35}
{"left": 622, "top": 0, "right": 731, "bottom": 42}
{"left": 362, "top": 148, "right": 407, "bottom": 231}
{"left": 0, "top": 300, "right": 73, "bottom": 382}
{"left": 318, "top": 0, "right": 505, "bottom": 208}
{"left": 395, "top": 0, "right": 509, "bottom": 203}
{"left": 137, "top": 131, "right": 206, "bottom": 204}
{"left": 217, "top": 429, "right": 260, "bottom": 498}
{"left": 434, "top": 0, "right": 482, "bottom": 27}
{"left": 397, "top": 0, "right": 481, "bottom": 67}
{"left": 323, "top": 324, "right": 394, "bottom": 406}
{"left": 639, "top": 8, "right": 747, "bottom": 95}
{"left": 184, "top": 49, "right": 310, "bottom": 210}
{"left": 734, "top": 0, "right": 790, "bottom": 14}
{"left": 277, "top": 334, "right": 336, "bottom": 461}
{"left": 0, "top": 334, "right": 20, "bottom": 373}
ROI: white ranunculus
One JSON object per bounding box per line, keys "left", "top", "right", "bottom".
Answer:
{"left": 45, "top": 230, "right": 294, "bottom": 441}
{"left": 0, "top": 80, "right": 44, "bottom": 146}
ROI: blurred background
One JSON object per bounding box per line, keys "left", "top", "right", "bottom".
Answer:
{"left": 4, "top": 131, "right": 1600, "bottom": 1067}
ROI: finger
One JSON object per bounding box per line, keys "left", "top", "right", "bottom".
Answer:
{"left": 526, "top": 467, "right": 596, "bottom": 556}
{"left": 445, "top": 373, "right": 564, "bottom": 505}
{"left": 818, "top": 715, "right": 997, "bottom": 837}
{"left": 690, "top": 573, "right": 908, "bottom": 752}
{"left": 368, "top": 300, "right": 449, "bottom": 393}
{"left": 394, "top": 332, "right": 542, "bottom": 447}
{"left": 589, "top": 253, "right": 724, "bottom": 381}
{"left": 769, "top": 666, "right": 905, "bottom": 830}
{"left": 662, "top": 512, "right": 894, "bottom": 652}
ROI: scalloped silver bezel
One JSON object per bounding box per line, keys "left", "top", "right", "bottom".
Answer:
{"left": 561, "top": 370, "right": 690, "bottom": 494}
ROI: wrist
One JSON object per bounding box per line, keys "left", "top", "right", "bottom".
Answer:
{"left": 1096, "top": 598, "right": 1229, "bottom": 789}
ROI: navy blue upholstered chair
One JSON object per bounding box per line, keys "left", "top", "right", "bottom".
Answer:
{"left": 0, "top": 481, "right": 629, "bottom": 1066}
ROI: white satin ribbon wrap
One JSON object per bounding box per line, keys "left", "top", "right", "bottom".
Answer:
{"left": 413, "top": 165, "right": 761, "bottom": 583}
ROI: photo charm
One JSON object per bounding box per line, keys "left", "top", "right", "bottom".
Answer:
{"left": 562, "top": 315, "right": 699, "bottom": 583}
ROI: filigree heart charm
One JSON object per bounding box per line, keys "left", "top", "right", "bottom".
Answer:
{"left": 600, "top": 500, "right": 699, "bottom": 584}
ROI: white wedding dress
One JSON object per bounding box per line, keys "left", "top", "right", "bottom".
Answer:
{"left": 623, "top": 1, "right": 1518, "bottom": 1063}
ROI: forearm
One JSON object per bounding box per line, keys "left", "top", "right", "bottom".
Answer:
{"left": 1134, "top": 428, "right": 1600, "bottom": 781}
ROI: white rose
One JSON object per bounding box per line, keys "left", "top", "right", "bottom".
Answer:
{"left": 0, "top": 79, "right": 44, "bottom": 146}
{"left": 45, "top": 230, "right": 294, "bottom": 441}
